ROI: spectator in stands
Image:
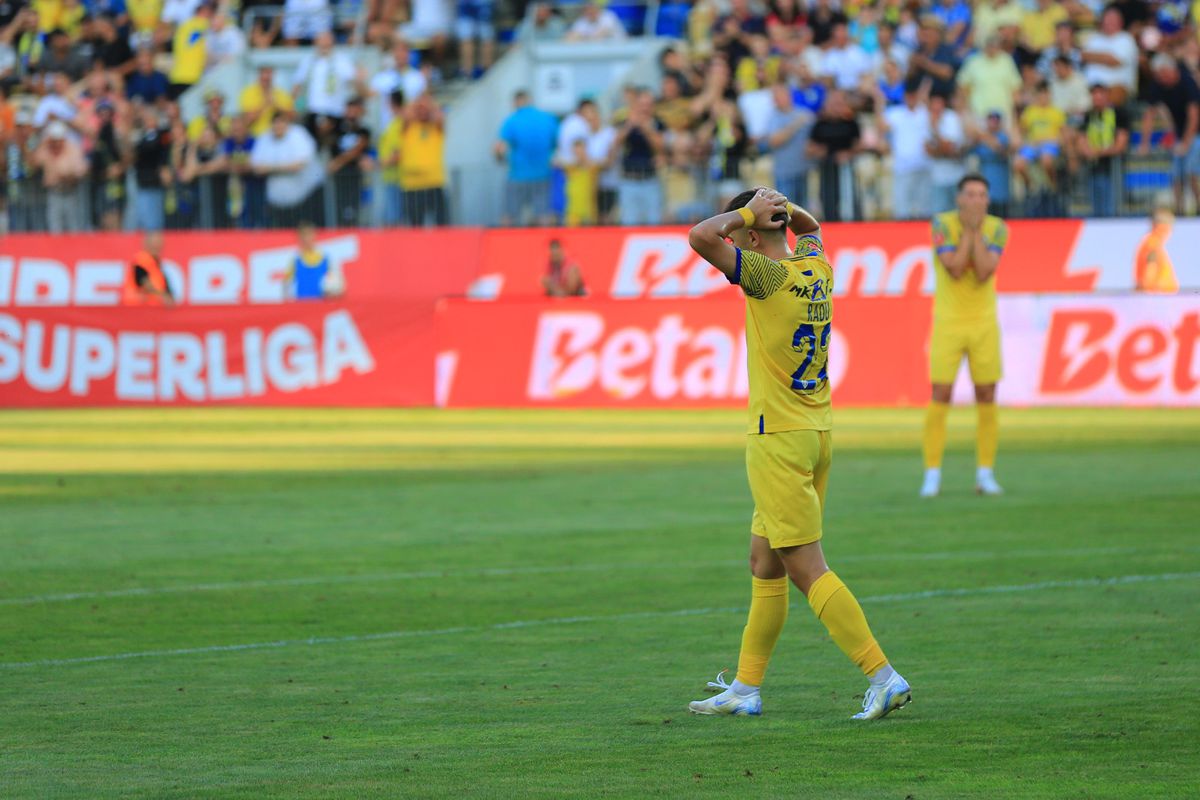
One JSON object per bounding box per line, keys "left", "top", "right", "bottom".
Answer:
{"left": 907, "top": 15, "right": 959, "bottom": 99}
{"left": 659, "top": 47, "right": 696, "bottom": 96}
{"left": 282, "top": 0, "right": 332, "bottom": 44}
{"left": 378, "top": 90, "right": 406, "bottom": 225}
{"left": 876, "top": 81, "right": 931, "bottom": 220}
{"left": 90, "top": 98, "right": 126, "bottom": 231}
{"left": 561, "top": 137, "right": 598, "bottom": 226}
{"left": 518, "top": 3, "right": 566, "bottom": 42}
{"left": 567, "top": 0, "right": 627, "bottom": 42}
{"left": 542, "top": 239, "right": 585, "bottom": 296}
{"left": 1140, "top": 53, "right": 1200, "bottom": 215}
{"left": 251, "top": 112, "right": 325, "bottom": 227}
{"left": 972, "top": 0, "right": 1024, "bottom": 49}
{"left": 958, "top": 34, "right": 1021, "bottom": 124}
{"left": 206, "top": 10, "right": 246, "bottom": 66}
{"left": 806, "top": 0, "right": 845, "bottom": 48}
{"left": 926, "top": 92, "right": 964, "bottom": 213}
{"left": 162, "top": 0, "right": 201, "bottom": 27}
{"left": 222, "top": 113, "right": 263, "bottom": 227}
{"left": 32, "top": 119, "right": 86, "bottom": 232}
{"left": 822, "top": 22, "right": 871, "bottom": 97}
{"left": 872, "top": 21, "right": 912, "bottom": 73}
{"left": 1050, "top": 55, "right": 1091, "bottom": 126}
{"left": 809, "top": 89, "right": 860, "bottom": 221}
{"left": 1021, "top": 0, "right": 1067, "bottom": 55}
{"left": 124, "top": 231, "right": 174, "bottom": 306}
{"left": 187, "top": 89, "right": 228, "bottom": 141}
{"left": 131, "top": 104, "right": 171, "bottom": 231}
{"left": 240, "top": 65, "right": 293, "bottom": 137}
{"left": 398, "top": 92, "right": 449, "bottom": 226}
{"left": 1075, "top": 83, "right": 1130, "bottom": 217}
{"left": 167, "top": 0, "right": 212, "bottom": 100}
{"left": 457, "top": 0, "right": 495, "bottom": 80}
{"left": 402, "top": 0, "right": 453, "bottom": 69}
{"left": 39, "top": 28, "right": 88, "bottom": 80}
{"left": 968, "top": 111, "right": 1014, "bottom": 216}
{"left": 1015, "top": 81, "right": 1066, "bottom": 200}
{"left": 615, "top": 88, "right": 665, "bottom": 225}
{"left": 657, "top": 73, "right": 693, "bottom": 132}
{"left": 662, "top": 130, "right": 708, "bottom": 223}
{"left": 931, "top": 0, "right": 971, "bottom": 53}
{"left": 1037, "top": 21, "right": 1081, "bottom": 79}
{"left": 83, "top": 16, "right": 136, "bottom": 76}
{"left": 292, "top": 31, "right": 359, "bottom": 147}
{"left": 369, "top": 39, "right": 427, "bottom": 131}
{"left": 494, "top": 89, "right": 557, "bottom": 226}
{"left": 181, "top": 123, "right": 227, "bottom": 226}
{"left": 327, "top": 95, "right": 371, "bottom": 227}
{"left": 33, "top": 72, "right": 82, "bottom": 137}
{"left": 1081, "top": 6, "right": 1137, "bottom": 107}
{"left": 579, "top": 100, "right": 618, "bottom": 223}
{"left": 762, "top": 81, "right": 814, "bottom": 206}
{"left": 3, "top": 108, "right": 39, "bottom": 233}
{"left": 127, "top": 48, "right": 170, "bottom": 105}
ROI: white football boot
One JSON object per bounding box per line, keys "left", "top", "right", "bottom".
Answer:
{"left": 919, "top": 468, "right": 941, "bottom": 498}
{"left": 688, "top": 670, "right": 762, "bottom": 716}
{"left": 975, "top": 467, "right": 1004, "bottom": 496}
{"left": 852, "top": 670, "right": 912, "bottom": 720}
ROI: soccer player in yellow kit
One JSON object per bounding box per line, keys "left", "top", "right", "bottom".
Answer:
{"left": 685, "top": 188, "right": 910, "bottom": 720}
{"left": 921, "top": 174, "right": 1009, "bottom": 498}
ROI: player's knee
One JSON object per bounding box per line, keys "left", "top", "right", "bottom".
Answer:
{"left": 931, "top": 384, "right": 953, "bottom": 403}
{"left": 974, "top": 383, "right": 996, "bottom": 403}
{"left": 749, "top": 552, "right": 785, "bottom": 579}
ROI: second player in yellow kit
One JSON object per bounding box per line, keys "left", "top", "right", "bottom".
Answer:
{"left": 684, "top": 187, "right": 910, "bottom": 721}
{"left": 922, "top": 174, "right": 1009, "bottom": 498}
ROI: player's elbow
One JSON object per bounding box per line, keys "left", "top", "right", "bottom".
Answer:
{"left": 687, "top": 224, "right": 714, "bottom": 255}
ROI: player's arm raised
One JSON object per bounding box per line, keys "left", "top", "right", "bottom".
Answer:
{"left": 933, "top": 217, "right": 971, "bottom": 280}
{"left": 688, "top": 189, "right": 787, "bottom": 280}
{"left": 786, "top": 200, "right": 821, "bottom": 238}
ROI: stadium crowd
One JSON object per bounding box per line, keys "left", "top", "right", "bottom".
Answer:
{"left": 1, "top": 0, "right": 1199, "bottom": 232}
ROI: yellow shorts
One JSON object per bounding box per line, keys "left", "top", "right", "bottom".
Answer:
{"left": 747, "top": 429, "right": 832, "bottom": 549}
{"left": 929, "top": 317, "right": 1003, "bottom": 385}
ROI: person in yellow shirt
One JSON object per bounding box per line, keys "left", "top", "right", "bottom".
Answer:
{"left": 127, "top": 0, "right": 164, "bottom": 42}
{"left": 395, "top": 93, "right": 448, "bottom": 226}
{"left": 239, "top": 65, "right": 294, "bottom": 136}
{"left": 922, "top": 174, "right": 1009, "bottom": 498}
{"left": 1020, "top": 0, "right": 1068, "bottom": 52}
{"left": 685, "top": 187, "right": 911, "bottom": 721}
{"left": 167, "top": 1, "right": 213, "bottom": 100}
{"left": 1014, "top": 81, "right": 1066, "bottom": 192}
{"left": 186, "top": 89, "right": 230, "bottom": 141}
{"left": 562, "top": 138, "right": 598, "bottom": 226}
{"left": 1135, "top": 207, "right": 1180, "bottom": 293}
{"left": 377, "top": 91, "right": 407, "bottom": 225}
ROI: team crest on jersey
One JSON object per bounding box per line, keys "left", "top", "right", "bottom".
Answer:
{"left": 810, "top": 279, "right": 827, "bottom": 301}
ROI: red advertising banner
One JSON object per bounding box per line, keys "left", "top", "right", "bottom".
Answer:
{"left": 436, "top": 295, "right": 1200, "bottom": 409}
{"left": 0, "top": 229, "right": 483, "bottom": 308}
{"left": 0, "top": 301, "right": 434, "bottom": 407}
{"left": 471, "top": 219, "right": 1200, "bottom": 300}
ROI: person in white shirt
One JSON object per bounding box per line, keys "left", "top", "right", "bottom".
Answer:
{"left": 292, "top": 31, "right": 358, "bottom": 129}
{"left": 821, "top": 22, "right": 872, "bottom": 94}
{"left": 1081, "top": 6, "right": 1137, "bottom": 106}
{"left": 566, "top": 1, "right": 627, "bottom": 41}
{"left": 368, "top": 39, "right": 428, "bottom": 130}
{"left": 251, "top": 114, "right": 326, "bottom": 226}
{"left": 876, "top": 81, "right": 932, "bottom": 219}
{"left": 926, "top": 93, "right": 965, "bottom": 213}
{"left": 283, "top": 0, "right": 333, "bottom": 42}
{"left": 161, "top": 0, "right": 201, "bottom": 26}
{"left": 556, "top": 100, "right": 591, "bottom": 164}
{"left": 578, "top": 100, "right": 618, "bottom": 222}
{"left": 206, "top": 12, "right": 246, "bottom": 65}
{"left": 871, "top": 21, "right": 912, "bottom": 75}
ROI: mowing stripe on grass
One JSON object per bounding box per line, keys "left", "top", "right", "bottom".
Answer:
{"left": 3, "top": 571, "right": 1197, "bottom": 671}
{"left": 0, "top": 545, "right": 1166, "bottom": 607}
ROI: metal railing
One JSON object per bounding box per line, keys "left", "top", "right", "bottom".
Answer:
{"left": 0, "top": 153, "right": 1183, "bottom": 234}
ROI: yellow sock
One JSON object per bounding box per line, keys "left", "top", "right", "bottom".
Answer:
{"left": 734, "top": 576, "right": 789, "bottom": 687}
{"left": 977, "top": 403, "right": 998, "bottom": 468}
{"left": 923, "top": 401, "right": 949, "bottom": 469}
{"left": 806, "top": 571, "right": 888, "bottom": 677}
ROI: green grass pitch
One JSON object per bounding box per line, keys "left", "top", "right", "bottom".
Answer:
{"left": 1, "top": 407, "right": 1198, "bottom": 799}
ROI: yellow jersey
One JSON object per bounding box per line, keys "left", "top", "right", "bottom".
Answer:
{"left": 398, "top": 121, "right": 445, "bottom": 191}
{"left": 932, "top": 211, "right": 1008, "bottom": 322}
{"left": 169, "top": 16, "right": 209, "bottom": 85}
{"left": 127, "top": 0, "right": 162, "bottom": 33}
{"left": 737, "top": 233, "right": 833, "bottom": 435}
{"left": 238, "top": 84, "right": 294, "bottom": 136}
{"left": 1020, "top": 104, "right": 1066, "bottom": 144}
{"left": 564, "top": 164, "right": 598, "bottom": 226}
{"left": 378, "top": 118, "right": 404, "bottom": 186}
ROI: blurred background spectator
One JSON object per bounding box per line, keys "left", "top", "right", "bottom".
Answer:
{"left": 1, "top": 0, "right": 1199, "bottom": 233}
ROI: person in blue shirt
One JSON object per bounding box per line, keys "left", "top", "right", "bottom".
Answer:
{"left": 969, "top": 111, "right": 1012, "bottom": 216}
{"left": 493, "top": 89, "right": 558, "bottom": 226}
{"left": 126, "top": 48, "right": 169, "bottom": 104}
{"left": 287, "top": 222, "right": 343, "bottom": 300}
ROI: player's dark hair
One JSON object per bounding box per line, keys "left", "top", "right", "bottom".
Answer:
{"left": 725, "top": 189, "right": 789, "bottom": 229}
{"left": 957, "top": 173, "right": 990, "bottom": 193}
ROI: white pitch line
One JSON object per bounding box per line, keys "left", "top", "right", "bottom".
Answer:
{"left": 2, "top": 570, "right": 1197, "bottom": 671}
{"left": 0, "top": 545, "right": 1160, "bottom": 607}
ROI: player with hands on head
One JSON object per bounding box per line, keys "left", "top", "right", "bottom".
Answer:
{"left": 685, "top": 186, "right": 911, "bottom": 721}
